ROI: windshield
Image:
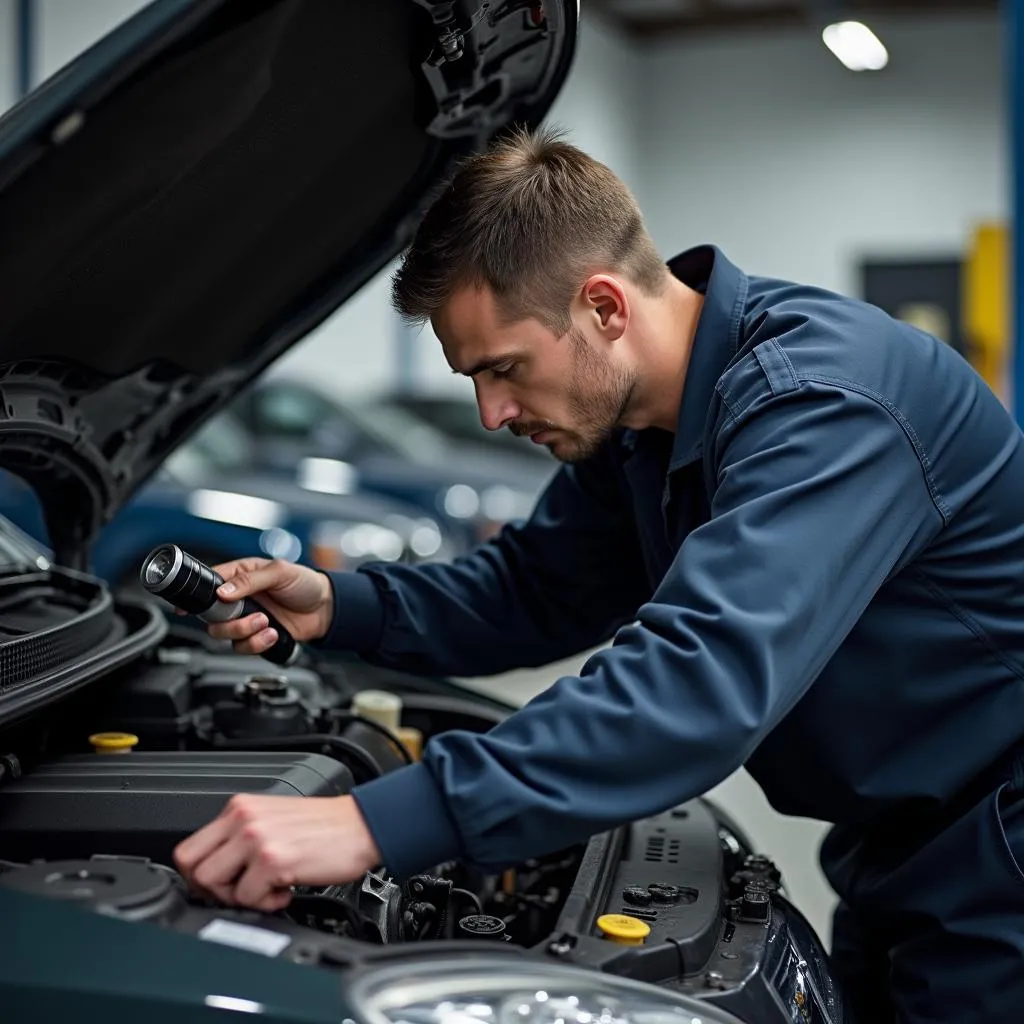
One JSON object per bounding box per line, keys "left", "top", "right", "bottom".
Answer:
{"left": 339, "top": 401, "right": 452, "bottom": 464}
{"left": 162, "top": 413, "right": 255, "bottom": 484}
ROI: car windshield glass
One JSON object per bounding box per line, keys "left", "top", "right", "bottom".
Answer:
{"left": 163, "top": 413, "right": 254, "bottom": 483}
{"left": 340, "top": 400, "right": 451, "bottom": 463}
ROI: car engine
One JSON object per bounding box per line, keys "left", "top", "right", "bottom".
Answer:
{"left": 0, "top": 605, "right": 846, "bottom": 1023}
{"left": 0, "top": 622, "right": 585, "bottom": 948}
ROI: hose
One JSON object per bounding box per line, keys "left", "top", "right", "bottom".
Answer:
{"left": 451, "top": 886, "right": 483, "bottom": 914}
{"left": 328, "top": 710, "right": 415, "bottom": 766}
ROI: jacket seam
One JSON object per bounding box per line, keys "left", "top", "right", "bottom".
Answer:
{"left": 716, "top": 383, "right": 743, "bottom": 423}
{"left": 910, "top": 566, "right": 1024, "bottom": 682}
{"left": 753, "top": 338, "right": 799, "bottom": 395}
{"left": 801, "top": 374, "right": 952, "bottom": 524}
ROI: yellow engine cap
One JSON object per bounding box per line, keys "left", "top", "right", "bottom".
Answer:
{"left": 89, "top": 732, "right": 139, "bottom": 754}
{"left": 596, "top": 913, "right": 650, "bottom": 946}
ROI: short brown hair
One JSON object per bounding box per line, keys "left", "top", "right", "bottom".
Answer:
{"left": 392, "top": 126, "right": 668, "bottom": 334}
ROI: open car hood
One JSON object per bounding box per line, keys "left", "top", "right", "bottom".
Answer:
{"left": 0, "top": 0, "right": 577, "bottom": 571}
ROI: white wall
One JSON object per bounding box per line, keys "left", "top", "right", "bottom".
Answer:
{"left": 639, "top": 13, "right": 1006, "bottom": 298}
{"left": 34, "top": 0, "right": 151, "bottom": 82}
{"left": 0, "top": 0, "right": 15, "bottom": 112}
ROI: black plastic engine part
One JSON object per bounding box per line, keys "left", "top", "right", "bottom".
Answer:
{"left": 540, "top": 799, "right": 849, "bottom": 1022}
{"left": 543, "top": 800, "right": 725, "bottom": 983}
{"left": 0, "top": 855, "right": 185, "bottom": 923}
{"left": 212, "top": 674, "right": 315, "bottom": 739}
{"left": 0, "top": 751, "right": 352, "bottom": 865}
{"left": 350, "top": 872, "right": 405, "bottom": 943}
{"left": 0, "top": 854, "right": 366, "bottom": 968}
{"left": 66, "top": 652, "right": 329, "bottom": 747}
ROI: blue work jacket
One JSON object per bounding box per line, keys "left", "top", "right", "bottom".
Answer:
{"left": 324, "top": 245, "right": 1024, "bottom": 880}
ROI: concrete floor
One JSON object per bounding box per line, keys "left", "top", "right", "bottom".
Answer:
{"left": 455, "top": 649, "right": 838, "bottom": 947}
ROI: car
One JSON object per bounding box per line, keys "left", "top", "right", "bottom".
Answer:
{"left": 386, "top": 390, "right": 556, "bottom": 463}
{"left": 0, "top": 1, "right": 847, "bottom": 1022}
{"left": 0, "top": 409, "right": 460, "bottom": 593}
{"left": 232, "top": 378, "right": 557, "bottom": 544}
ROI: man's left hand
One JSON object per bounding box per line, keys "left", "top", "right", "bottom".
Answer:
{"left": 173, "top": 793, "right": 381, "bottom": 911}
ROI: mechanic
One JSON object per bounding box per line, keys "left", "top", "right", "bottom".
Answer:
{"left": 174, "top": 127, "right": 1024, "bottom": 1023}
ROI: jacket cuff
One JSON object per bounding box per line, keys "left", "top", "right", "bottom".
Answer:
{"left": 314, "top": 571, "right": 385, "bottom": 653}
{"left": 351, "top": 761, "right": 462, "bottom": 878}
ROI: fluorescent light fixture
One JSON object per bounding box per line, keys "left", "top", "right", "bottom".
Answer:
{"left": 187, "top": 489, "right": 283, "bottom": 531}
{"left": 204, "top": 995, "right": 264, "bottom": 1014}
{"left": 297, "top": 456, "right": 357, "bottom": 495}
{"left": 822, "top": 21, "right": 888, "bottom": 71}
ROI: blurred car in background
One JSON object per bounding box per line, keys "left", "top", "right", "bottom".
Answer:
{"left": 0, "top": 410, "right": 458, "bottom": 593}
{"left": 384, "top": 390, "right": 554, "bottom": 463}
{"left": 230, "top": 378, "right": 556, "bottom": 544}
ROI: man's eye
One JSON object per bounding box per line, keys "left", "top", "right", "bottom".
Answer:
{"left": 492, "top": 364, "right": 517, "bottom": 380}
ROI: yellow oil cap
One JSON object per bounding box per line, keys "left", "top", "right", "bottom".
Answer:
{"left": 89, "top": 732, "right": 139, "bottom": 754}
{"left": 596, "top": 913, "right": 650, "bottom": 946}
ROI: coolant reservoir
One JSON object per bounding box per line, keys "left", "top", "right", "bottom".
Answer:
{"left": 395, "top": 726, "right": 423, "bottom": 761}
{"left": 352, "top": 690, "right": 403, "bottom": 732}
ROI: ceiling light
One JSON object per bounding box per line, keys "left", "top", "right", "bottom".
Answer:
{"left": 822, "top": 21, "right": 888, "bottom": 72}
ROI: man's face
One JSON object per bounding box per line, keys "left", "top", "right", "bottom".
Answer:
{"left": 435, "top": 285, "right": 636, "bottom": 463}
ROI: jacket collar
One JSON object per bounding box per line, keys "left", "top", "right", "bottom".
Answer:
{"left": 664, "top": 245, "right": 748, "bottom": 469}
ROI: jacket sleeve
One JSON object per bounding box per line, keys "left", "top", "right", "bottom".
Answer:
{"left": 316, "top": 441, "right": 652, "bottom": 677}
{"left": 349, "top": 380, "right": 946, "bottom": 877}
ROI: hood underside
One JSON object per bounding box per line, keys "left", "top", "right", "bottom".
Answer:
{"left": 0, "top": 0, "right": 577, "bottom": 570}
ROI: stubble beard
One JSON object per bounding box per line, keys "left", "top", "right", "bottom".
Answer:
{"left": 556, "top": 328, "right": 636, "bottom": 463}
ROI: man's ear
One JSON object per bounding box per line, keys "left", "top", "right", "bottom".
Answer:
{"left": 580, "top": 274, "right": 628, "bottom": 342}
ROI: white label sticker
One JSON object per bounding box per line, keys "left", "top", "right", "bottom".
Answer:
{"left": 198, "top": 918, "right": 292, "bottom": 957}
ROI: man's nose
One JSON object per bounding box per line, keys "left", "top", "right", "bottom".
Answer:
{"left": 475, "top": 382, "right": 521, "bottom": 432}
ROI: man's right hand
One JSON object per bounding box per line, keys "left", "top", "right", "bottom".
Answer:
{"left": 200, "top": 558, "right": 335, "bottom": 655}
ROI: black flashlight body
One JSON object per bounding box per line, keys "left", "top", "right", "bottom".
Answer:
{"left": 139, "top": 545, "right": 300, "bottom": 666}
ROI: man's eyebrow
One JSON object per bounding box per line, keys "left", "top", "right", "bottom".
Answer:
{"left": 452, "top": 354, "right": 520, "bottom": 377}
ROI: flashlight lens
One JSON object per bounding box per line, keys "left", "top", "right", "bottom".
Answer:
{"left": 139, "top": 544, "right": 222, "bottom": 614}
{"left": 144, "top": 547, "right": 175, "bottom": 586}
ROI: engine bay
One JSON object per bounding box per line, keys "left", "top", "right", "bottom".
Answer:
{"left": 0, "top": 594, "right": 845, "bottom": 1022}
{"left": 0, "top": 617, "right": 585, "bottom": 951}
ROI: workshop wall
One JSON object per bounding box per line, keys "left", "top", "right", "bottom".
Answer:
{"left": 0, "top": 0, "right": 15, "bottom": 112}
{"left": 638, "top": 12, "right": 1006, "bottom": 299}
{"left": 34, "top": 0, "right": 149, "bottom": 78}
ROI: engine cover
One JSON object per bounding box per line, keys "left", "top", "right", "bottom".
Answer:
{"left": 0, "top": 751, "right": 352, "bottom": 865}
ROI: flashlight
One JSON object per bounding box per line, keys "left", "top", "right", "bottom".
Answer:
{"left": 139, "top": 544, "right": 299, "bottom": 666}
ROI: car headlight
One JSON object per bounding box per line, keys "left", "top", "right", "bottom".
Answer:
{"left": 347, "top": 958, "right": 744, "bottom": 1024}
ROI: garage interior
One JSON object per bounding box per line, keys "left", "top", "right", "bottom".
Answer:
{"left": 0, "top": 0, "right": 1011, "bottom": 980}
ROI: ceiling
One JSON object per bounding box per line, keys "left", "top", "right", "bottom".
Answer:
{"left": 586, "top": 0, "right": 1000, "bottom": 40}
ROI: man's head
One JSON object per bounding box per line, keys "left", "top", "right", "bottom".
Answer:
{"left": 392, "top": 127, "right": 669, "bottom": 462}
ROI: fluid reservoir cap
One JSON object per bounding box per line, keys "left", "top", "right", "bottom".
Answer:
{"left": 458, "top": 914, "right": 507, "bottom": 940}
{"left": 596, "top": 913, "right": 650, "bottom": 946}
{"left": 89, "top": 732, "right": 139, "bottom": 754}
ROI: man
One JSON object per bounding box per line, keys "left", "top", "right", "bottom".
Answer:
{"left": 174, "top": 128, "right": 1024, "bottom": 1022}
